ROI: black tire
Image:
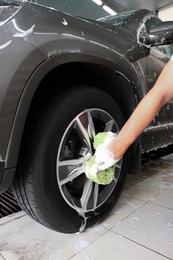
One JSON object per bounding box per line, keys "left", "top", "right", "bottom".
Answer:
{"left": 13, "top": 86, "right": 129, "bottom": 233}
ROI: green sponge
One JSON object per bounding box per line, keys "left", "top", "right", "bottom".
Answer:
{"left": 93, "top": 132, "right": 109, "bottom": 149}
{"left": 85, "top": 158, "right": 114, "bottom": 185}
{"left": 84, "top": 132, "right": 115, "bottom": 185}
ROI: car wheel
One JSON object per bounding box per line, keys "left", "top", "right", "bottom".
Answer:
{"left": 13, "top": 86, "right": 129, "bottom": 233}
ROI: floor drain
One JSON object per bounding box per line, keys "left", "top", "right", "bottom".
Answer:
{"left": 0, "top": 188, "right": 21, "bottom": 218}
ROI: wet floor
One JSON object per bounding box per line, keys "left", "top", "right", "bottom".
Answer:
{"left": 1, "top": 154, "right": 173, "bottom": 260}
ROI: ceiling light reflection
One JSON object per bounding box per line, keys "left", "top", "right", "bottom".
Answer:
{"left": 91, "top": 0, "right": 103, "bottom": 6}
{"left": 103, "top": 5, "right": 117, "bottom": 15}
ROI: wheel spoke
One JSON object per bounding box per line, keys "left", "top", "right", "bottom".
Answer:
{"left": 75, "top": 113, "right": 91, "bottom": 150}
{"left": 113, "top": 176, "right": 118, "bottom": 184}
{"left": 87, "top": 110, "right": 96, "bottom": 141}
{"left": 93, "top": 183, "right": 99, "bottom": 209}
{"left": 104, "top": 119, "right": 115, "bottom": 132}
{"left": 60, "top": 166, "right": 85, "bottom": 186}
{"left": 80, "top": 179, "right": 100, "bottom": 211}
{"left": 104, "top": 119, "right": 119, "bottom": 135}
{"left": 58, "top": 153, "right": 90, "bottom": 167}
{"left": 74, "top": 110, "right": 96, "bottom": 153}
{"left": 58, "top": 154, "right": 90, "bottom": 185}
{"left": 114, "top": 162, "right": 121, "bottom": 169}
{"left": 80, "top": 178, "right": 93, "bottom": 209}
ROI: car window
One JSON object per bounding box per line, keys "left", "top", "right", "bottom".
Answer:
{"left": 0, "top": 0, "right": 23, "bottom": 4}
{"left": 27, "top": 0, "right": 135, "bottom": 27}
{"left": 27, "top": 0, "right": 117, "bottom": 20}
{"left": 144, "top": 16, "right": 161, "bottom": 32}
{"left": 154, "top": 44, "right": 173, "bottom": 58}
{"left": 97, "top": 10, "right": 134, "bottom": 26}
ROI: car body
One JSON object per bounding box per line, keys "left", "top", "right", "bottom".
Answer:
{"left": 0, "top": 0, "right": 173, "bottom": 233}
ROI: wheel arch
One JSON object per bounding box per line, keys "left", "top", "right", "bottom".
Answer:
{"left": 6, "top": 53, "right": 141, "bottom": 174}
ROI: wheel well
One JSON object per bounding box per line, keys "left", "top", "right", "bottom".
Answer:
{"left": 27, "top": 62, "right": 136, "bottom": 122}
{"left": 24, "top": 62, "right": 140, "bottom": 173}
{"left": 12, "top": 61, "right": 140, "bottom": 177}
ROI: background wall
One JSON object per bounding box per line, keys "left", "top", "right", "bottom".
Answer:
{"left": 158, "top": 5, "right": 173, "bottom": 21}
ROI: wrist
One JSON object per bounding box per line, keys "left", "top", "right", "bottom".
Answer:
{"left": 108, "top": 136, "right": 127, "bottom": 160}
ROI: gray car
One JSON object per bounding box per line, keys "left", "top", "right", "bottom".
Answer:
{"left": 1, "top": 0, "right": 173, "bottom": 233}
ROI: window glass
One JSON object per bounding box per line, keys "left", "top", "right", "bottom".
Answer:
{"left": 144, "top": 16, "right": 161, "bottom": 32}
{"left": 28, "top": 0, "right": 135, "bottom": 27}
{"left": 28, "top": 0, "right": 114, "bottom": 20}
{"left": 98, "top": 10, "right": 134, "bottom": 26}
{"left": 155, "top": 44, "right": 173, "bottom": 58}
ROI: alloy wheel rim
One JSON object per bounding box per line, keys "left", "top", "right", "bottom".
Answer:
{"left": 56, "top": 108, "right": 122, "bottom": 213}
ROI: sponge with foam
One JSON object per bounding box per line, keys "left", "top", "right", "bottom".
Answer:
{"left": 84, "top": 132, "right": 119, "bottom": 185}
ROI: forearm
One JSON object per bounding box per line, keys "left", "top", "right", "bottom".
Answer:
{"left": 109, "top": 87, "right": 165, "bottom": 158}
{"left": 109, "top": 90, "right": 164, "bottom": 159}
{"left": 109, "top": 57, "right": 173, "bottom": 160}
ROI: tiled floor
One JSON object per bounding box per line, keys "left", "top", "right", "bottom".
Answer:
{"left": 1, "top": 154, "right": 173, "bottom": 260}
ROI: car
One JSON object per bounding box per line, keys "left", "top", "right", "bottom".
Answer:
{"left": 0, "top": 0, "right": 173, "bottom": 233}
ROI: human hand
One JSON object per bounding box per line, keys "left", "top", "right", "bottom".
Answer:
{"left": 94, "top": 133, "right": 120, "bottom": 171}
{"left": 84, "top": 132, "right": 121, "bottom": 184}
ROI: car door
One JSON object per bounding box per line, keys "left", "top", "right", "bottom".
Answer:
{"left": 139, "top": 16, "right": 173, "bottom": 152}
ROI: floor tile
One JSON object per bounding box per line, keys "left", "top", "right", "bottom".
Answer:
{"left": 0, "top": 251, "right": 19, "bottom": 260}
{"left": 0, "top": 211, "right": 25, "bottom": 226}
{"left": 125, "top": 159, "right": 173, "bottom": 191}
{"left": 112, "top": 203, "right": 173, "bottom": 259}
{"left": 0, "top": 254, "right": 5, "bottom": 260}
{"left": 70, "top": 231, "right": 168, "bottom": 260}
{"left": 0, "top": 213, "right": 107, "bottom": 260}
{"left": 123, "top": 185, "right": 161, "bottom": 202}
{"left": 102, "top": 194, "right": 146, "bottom": 229}
{"left": 151, "top": 188, "right": 173, "bottom": 209}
